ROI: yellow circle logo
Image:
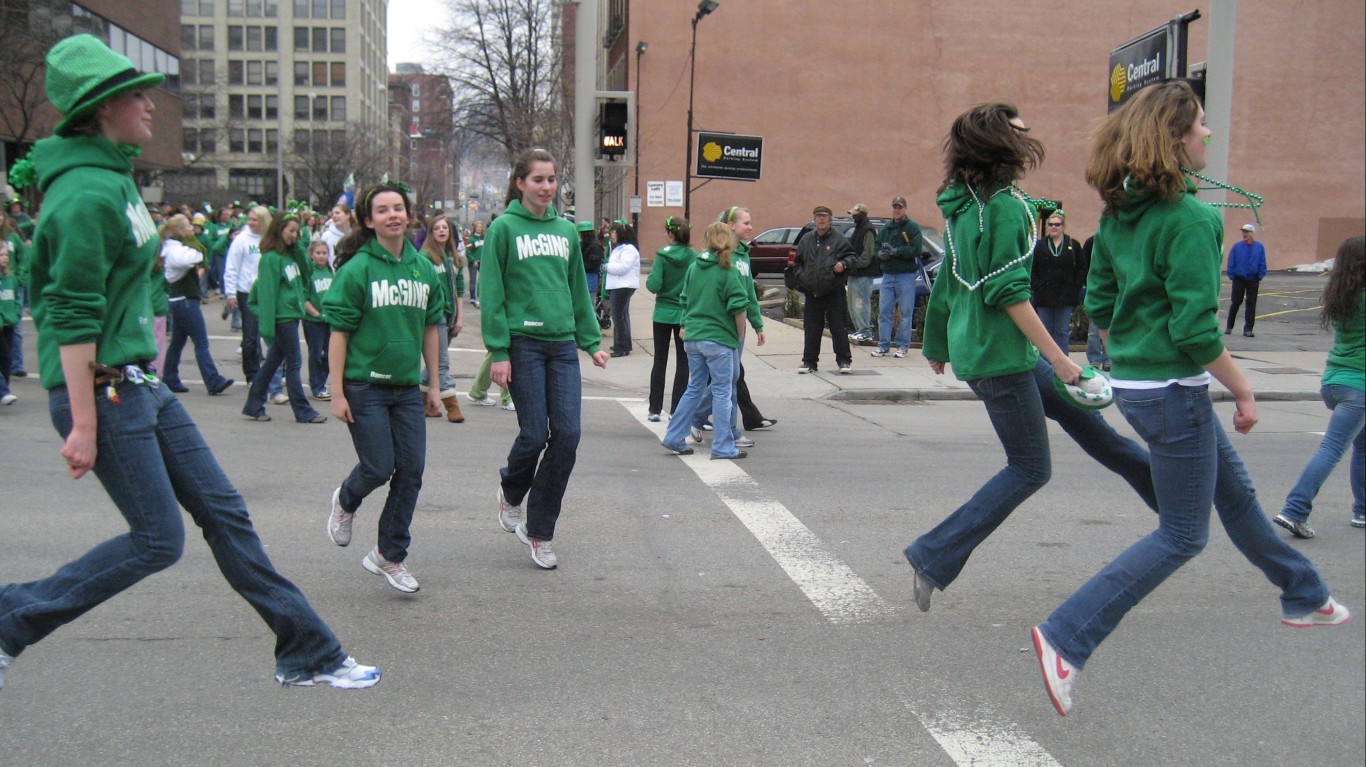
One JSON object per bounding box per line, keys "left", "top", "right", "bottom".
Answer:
{"left": 1110, "top": 63, "right": 1127, "bottom": 103}
{"left": 702, "top": 142, "right": 723, "bottom": 163}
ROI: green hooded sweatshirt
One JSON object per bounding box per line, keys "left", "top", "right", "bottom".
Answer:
{"left": 681, "top": 248, "right": 750, "bottom": 348}
{"left": 733, "top": 240, "right": 764, "bottom": 333}
{"left": 922, "top": 182, "right": 1039, "bottom": 381}
{"left": 30, "top": 135, "right": 159, "bottom": 388}
{"left": 0, "top": 272, "right": 19, "bottom": 327}
{"left": 479, "top": 200, "right": 600, "bottom": 362}
{"left": 248, "top": 248, "right": 307, "bottom": 344}
{"left": 1323, "top": 290, "right": 1364, "bottom": 391}
{"left": 1085, "top": 178, "right": 1226, "bottom": 381}
{"left": 305, "top": 259, "right": 335, "bottom": 324}
{"left": 324, "top": 237, "right": 443, "bottom": 385}
{"left": 647, "top": 243, "right": 697, "bottom": 324}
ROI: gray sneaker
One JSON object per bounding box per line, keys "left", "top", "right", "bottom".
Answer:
{"left": 497, "top": 485, "right": 523, "bottom": 533}
{"left": 362, "top": 547, "right": 420, "bottom": 592}
{"left": 515, "top": 522, "right": 559, "bottom": 569}
{"left": 0, "top": 648, "right": 12, "bottom": 694}
{"left": 326, "top": 487, "right": 354, "bottom": 547}
{"left": 894, "top": 348, "right": 908, "bottom": 359}
{"left": 905, "top": 550, "right": 934, "bottom": 612}
{"left": 734, "top": 436, "right": 755, "bottom": 448}
{"left": 689, "top": 426, "right": 705, "bottom": 444}
{"left": 1274, "top": 514, "right": 1315, "bottom": 539}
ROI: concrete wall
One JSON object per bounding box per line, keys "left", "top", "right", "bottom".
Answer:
{"left": 627, "top": 1, "right": 1364, "bottom": 268}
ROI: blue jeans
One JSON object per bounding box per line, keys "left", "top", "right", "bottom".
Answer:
{"left": 847, "top": 275, "right": 874, "bottom": 334}
{"left": 1038, "top": 384, "right": 1330, "bottom": 668}
{"left": 878, "top": 271, "right": 916, "bottom": 351}
{"left": 163, "top": 298, "right": 231, "bottom": 392}
{"left": 1035, "top": 305, "right": 1074, "bottom": 355}
{"left": 665, "top": 340, "right": 740, "bottom": 459}
{"left": 237, "top": 290, "right": 261, "bottom": 380}
{"left": 609, "top": 287, "right": 635, "bottom": 354}
{"left": 692, "top": 338, "right": 745, "bottom": 441}
{"left": 9, "top": 284, "right": 25, "bottom": 372}
{"left": 302, "top": 319, "right": 330, "bottom": 395}
{"left": 468, "top": 262, "right": 480, "bottom": 302}
{"left": 904, "top": 360, "right": 1160, "bottom": 590}
{"left": 338, "top": 382, "right": 427, "bottom": 562}
{"left": 243, "top": 320, "right": 321, "bottom": 422}
{"left": 0, "top": 325, "right": 12, "bottom": 397}
{"left": 1281, "top": 384, "right": 1365, "bottom": 522}
{"left": 1086, "top": 320, "right": 1109, "bottom": 367}
{"left": 501, "top": 337, "right": 583, "bottom": 541}
{"left": 421, "top": 319, "right": 457, "bottom": 393}
{"left": 0, "top": 382, "right": 345, "bottom": 678}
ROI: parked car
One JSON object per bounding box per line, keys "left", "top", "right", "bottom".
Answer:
{"left": 747, "top": 226, "right": 803, "bottom": 275}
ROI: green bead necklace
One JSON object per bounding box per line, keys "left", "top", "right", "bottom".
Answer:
{"left": 1182, "top": 168, "right": 1266, "bottom": 229}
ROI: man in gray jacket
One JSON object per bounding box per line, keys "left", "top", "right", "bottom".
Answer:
{"left": 845, "top": 202, "right": 880, "bottom": 343}
{"left": 794, "top": 205, "right": 855, "bottom": 374}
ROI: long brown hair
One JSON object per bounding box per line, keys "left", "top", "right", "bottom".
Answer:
{"left": 259, "top": 214, "right": 299, "bottom": 255}
{"left": 703, "top": 221, "right": 733, "bottom": 269}
{"left": 504, "top": 148, "right": 556, "bottom": 207}
{"left": 1086, "top": 81, "right": 1203, "bottom": 213}
{"left": 420, "top": 213, "right": 464, "bottom": 269}
{"left": 941, "top": 101, "right": 1044, "bottom": 192}
{"left": 1322, "top": 235, "right": 1365, "bottom": 328}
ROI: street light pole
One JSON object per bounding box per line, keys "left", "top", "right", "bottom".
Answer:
{"left": 633, "top": 41, "right": 646, "bottom": 231}
{"left": 683, "top": 0, "right": 718, "bottom": 223}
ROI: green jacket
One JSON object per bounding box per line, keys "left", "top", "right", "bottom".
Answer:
{"left": 323, "top": 237, "right": 443, "bottom": 385}
{"left": 30, "top": 135, "right": 159, "bottom": 388}
{"left": 248, "top": 248, "right": 307, "bottom": 344}
{"left": 467, "top": 235, "right": 484, "bottom": 265}
{"left": 681, "top": 249, "right": 750, "bottom": 348}
{"left": 1085, "top": 178, "right": 1226, "bottom": 381}
{"left": 922, "top": 182, "right": 1039, "bottom": 381}
{"left": 0, "top": 272, "right": 19, "bottom": 327}
{"left": 1323, "top": 289, "right": 1364, "bottom": 391}
{"left": 479, "top": 200, "right": 600, "bottom": 362}
{"left": 647, "top": 244, "right": 697, "bottom": 324}
{"left": 875, "top": 216, "right": 925, "bottom": 274}
{"left": 733, "top": 240, "right": 764, "bottom": 333}
{"left": 305, "top": 260, "right": 334, "bottom": 323}
{"left": 4, "top": 233, "right": 26, "bottom": 289}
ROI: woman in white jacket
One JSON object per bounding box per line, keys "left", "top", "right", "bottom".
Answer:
{"left": 605, "top": 220, "right": 640, "bottom": 357}
{"left": 222, "top": 206, "right": 270, "bottom": 383}
{"left": 159, "top": 215, "right": 234, "bottom": 395}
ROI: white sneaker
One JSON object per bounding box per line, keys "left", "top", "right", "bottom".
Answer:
{"left": 500, "top": 401, "right": 516, "bottom": 411}
{"left": 362, "top": 547, "right": 419, "bottom": 592}
{"left": 893, "top": 348, "right": 908, "bottom": 359}
{"left": 0, "top": 394, "right": 15, "bottom": 406}
{"left": 515, "top": 522, "right": 558, "bottom": 569}
{"left": 1032, "top": 626, "right": 1077, "bottom": 716}
{"left": 467, "top": 392, "right": 498, "bottom": 406}
{"left": 269, "top": 393, "right": 289, "bottom": 405}
{"left": 497, "top": 485, "right": 523, "bottom": 533}
{"left": 275, "top": 655, "right": 381, "bottom": 689}
{"left": 1282, "top": 596, "right": 1352, "bottom": 627}
{"left": 734, "top": 436, "right": 755, "bottom": 448}
{"left": 689, "top": 426, "right": 705, "bottom": 444}
{"left": 326, "top": 487, "right": 353, "bottom": 547}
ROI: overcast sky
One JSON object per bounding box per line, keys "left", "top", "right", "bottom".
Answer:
{"left": 387, "top": 0, "right": 447, "bottom": 71}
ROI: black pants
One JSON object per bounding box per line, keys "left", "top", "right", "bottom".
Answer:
{"left": 649, "top": 321, "right": 687, "bottom": 416}
{"left": 1227, "top": 277, "right": 1260, "bottom": 332}
{"left": 801, "top": 290, "right": 852, "bottom": 369}
{"left": 735, "top": 363, "right": 769, "bottom": 430}
{"left": 237, "top": 290, "right": 263, "bottom": 382}
{"left": 609, "top": 287, "right": 634, "bottom": 354}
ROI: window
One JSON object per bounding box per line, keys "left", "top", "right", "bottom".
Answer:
{"left": 313, "top": 96, "right": 328, "bottom": 120}
{"left": 266, "top": 129, "right": 278, "bottom": 153}
{"left": 313, "top": 129, "right": 329, "bottom": 150}
{"left": 201, "top": 0, "right": 216, "bottom": 14}
{"left": 181, "top": 0, "right": 198, "bottom": 14}
{"left": 412, "top": 99, "right": 420, "bottom": 113}
{"left": 230, "top": 94, "right": 245, "bottom": 119}
{"left": 331, "top": 130, "right": 345, "bottom": 148}
{"left": 248, "top": 129, "right": 263, "bottom": 153}
{"left": 330, "top": 96, "right": 345, "bottom": 121}
{"left": 246, "top": 0, "right": 262, "bottom": 17}
{"left": 230, "top": 169, "right": 276, "bottom": 199}
{"left": 264, "top": 27, "right": 278, "bottom": 51}
{"left": 183, "top": 62, "right": 198, "bottom": 86}
{"left": 265, "top": 95, "right": 279, "bottom": 119}
{"left": 246, "top": 26, "right": 261, "bottom": 51}
{"left": 227, "top": 26, "right": 243, "bottom": 50}
{"left": 228, "top": 0, "right": 243, "bottom": 16}
{"left": 198, "top": 26, "right": 214, "bottom": 51}
{"left": 294, "top": 0, "right": 309, "bottom": 17}
{"left": 294, "top": 96, "right": 309, "bottom": 119}
{"left": 198, "top": 60, "right": 215, "bottom": 83}
{"left": 248, "top": 94, "right": 262, "bottom": 119}
{"left": 228, "top": 60, "right": 243, "bottom": 84}
{"left": 181, "top": 24, "right": 196, "bottom": 50}
{"left": 264, "top": 61, "right": 278, "bottom": 86}
{"left": 294, "top": 130, "right": 310, "bottom": 154}
{"left": 166, "top": 169, "right": 218, "bottom": 198}
{"left": 199, "top": 128, "right": 217, "bottom": 154}
{"left": 330, "top": 0, "right": 345, "bottom": 19}
{"left": 312, "top": 27, "right": 327, "bottom": 52}
{"left": 264, "top": 0, "right": 278, "bottom": 16}
{"left": 294, "top": 62, "right": 309, "bottom": 86}
{"left": 230, "top": 129, "right": 245, "bottom": 153}
{"left": 199, "top": 92, "right": 216, "bottom": 119}
{"left": 330, "top": 62, "right": 345, "bottom": 86}
{"left": 312, "top": 0, "right": 327, "bottom": 17}
{"left": 312, "top": 62, "right": 327, "bottom": 87}
{"left": 294, "top": 27, "right": 308, "bottom": 51}
{"left": 181, "top": 93, "right": 197, "bottom": 119}
{"left": 330, "top": 28, "right": 345, "bottom": 53}
{"left": 412, "top": 83, "right": 420, "bottom": 97}
{"left": 247, "top": 61, "right": 262, "bottom": 85}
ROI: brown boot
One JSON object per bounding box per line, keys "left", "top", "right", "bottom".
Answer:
{"left": 442, "top": 394, "right": 465, "bottom": 423}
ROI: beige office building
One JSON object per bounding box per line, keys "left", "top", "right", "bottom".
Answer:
{"left": 590, "top": 1, "right": 1364, "bottom": 268}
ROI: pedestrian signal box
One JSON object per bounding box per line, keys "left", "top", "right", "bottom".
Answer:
{"left": 599, "top": 100, "right": 628, "bottom": 157}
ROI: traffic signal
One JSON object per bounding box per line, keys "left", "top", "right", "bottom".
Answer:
{"left": 599, "top": 99, "right": 628, "bottom": 157}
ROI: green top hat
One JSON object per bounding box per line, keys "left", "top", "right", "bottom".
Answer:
{"left": 47, "top": 34, "right": 166, "bottom": 137}
{"left": 575, "top": 220, "right": 594, "bottom": 233}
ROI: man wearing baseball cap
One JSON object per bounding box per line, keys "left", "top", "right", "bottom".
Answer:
{"left": 845, "top": 203, "right": 880, "bottom": 343}
{"left": 792, "top": 205, "right": 856, "bottom": 373}
{"left": 872, "top": 196, "right": 924, "bottom": 357}
{"left": 1225, "top": 223, "right": 1266, "bottom": 337}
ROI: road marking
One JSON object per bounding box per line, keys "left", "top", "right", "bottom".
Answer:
{"left": 901, "top": 696, "right": 1064, "bottom": 767}
{"left": 624, "top": 400, "right": 890, "bottom": 625}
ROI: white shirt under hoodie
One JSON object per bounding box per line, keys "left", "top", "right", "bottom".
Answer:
{"left": 605, "top": 243, "right": 640, "bottom": 290}
{"left": 222, "top": 230, "right": 262, "bottom": 295}
{"left": 161, "top": 239, "right": 204, "bottom": 284}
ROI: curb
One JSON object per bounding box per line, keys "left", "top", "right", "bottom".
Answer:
{"left": 824, "top": 388, "right": 1321, "bottom": 404}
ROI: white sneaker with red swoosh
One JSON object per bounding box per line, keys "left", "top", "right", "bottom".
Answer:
{"left": 1032, "top": 626, "right": 1077, "bottom": 716}
{"left": 1282, "top": 596, "right": 1351, "bottom": 628}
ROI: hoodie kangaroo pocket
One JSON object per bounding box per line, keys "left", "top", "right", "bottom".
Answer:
{"left": 517, "top": 289, "right": 574, "bottom": 335}
{"left": 368, "top": 339, "right": 418, "bottom": 381}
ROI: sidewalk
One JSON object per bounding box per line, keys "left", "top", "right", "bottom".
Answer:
{"left": 577, "top": 287, "right": 1329, "bottom": 404}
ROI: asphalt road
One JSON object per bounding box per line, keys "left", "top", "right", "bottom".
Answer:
{"left": 0, "top": 302, "right": 1361, "bottom": 766}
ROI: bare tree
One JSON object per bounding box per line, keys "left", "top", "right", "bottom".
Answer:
{"left": 429, "top": 0, "right": 570, "bottom": 165}
{"left": 286, "top": 120, "right": 389, "bottom": 207}
{"left": 0, "top": 4, "right": 62, "bottom": 150}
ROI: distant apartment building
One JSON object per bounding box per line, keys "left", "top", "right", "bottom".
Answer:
{"left": 387, "top": 64, "right": 458, "bottom": 212}
{"left": 169, "top": 0, "right": 387, "bottom": 207}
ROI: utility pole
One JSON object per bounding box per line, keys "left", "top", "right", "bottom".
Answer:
{"left": 573, "top": 0, "right": 597, "bottom": 227}
{"left": 1204, "top": 0, "right": 1236, "bottom": 209}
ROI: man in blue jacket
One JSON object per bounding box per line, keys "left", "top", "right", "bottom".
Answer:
{"left": 1226, "top": 223, "right": 1267, "bottom": 337}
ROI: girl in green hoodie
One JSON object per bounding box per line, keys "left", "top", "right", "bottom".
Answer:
{"left": 645, "top": 216, "right": 696, "bottom": 420}
{"left": 1032, "top": 81, "right": 1346, "bottom": 717}
{"left": 484, "top": 148, "right": 608, "bottom": 570}
{"left": 323, "top": 183, "right": 445, "bottom": 594}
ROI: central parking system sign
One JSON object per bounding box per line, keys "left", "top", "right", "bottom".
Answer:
{"left": 695, "top": 132, "right": 763, "bottom": 181}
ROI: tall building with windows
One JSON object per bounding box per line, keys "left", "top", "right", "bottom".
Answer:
{"left": 1, "top": 0, "right": 182, "bottom": 195}
{"left": 387, "top": 64, "right": 457, "bottom": 212}
{"left": 170, "top": 0, "right": 387, "bottom": 207}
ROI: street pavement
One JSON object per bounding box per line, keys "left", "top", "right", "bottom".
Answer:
{"left": 0, "top": 273, "right": 1361, "bottom": 767}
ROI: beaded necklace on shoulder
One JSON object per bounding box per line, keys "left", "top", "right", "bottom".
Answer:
{"left": 1181, "top": 168, "right": 1267, "bottom": 229}
{"left": 946, "top": 183, "right": 1039, "bottom": 292}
